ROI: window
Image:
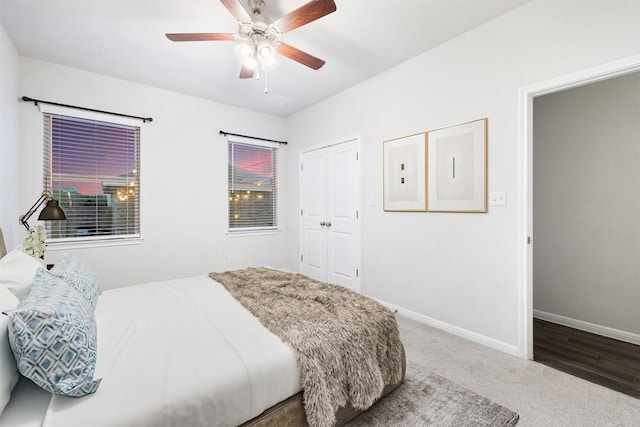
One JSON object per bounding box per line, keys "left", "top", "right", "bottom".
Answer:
{"left": 43, "top": 113, "right": 140, "bottom": 242}
{"left": 228, "top": 141, "right": 278, "bottom": 232}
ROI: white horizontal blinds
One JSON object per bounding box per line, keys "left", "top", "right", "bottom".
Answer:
{"left": 228, "top": 141, "right": 278, "bottom": 231}
{"left": 43, "top": 113, "right": 140, "bottom": 240}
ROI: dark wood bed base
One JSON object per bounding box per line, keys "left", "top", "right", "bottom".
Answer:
{"left": 0, "top": 227, "right": 6, "bottom": 258}
{"left": 241, "top": 344, "right": 406, "bottom": 427}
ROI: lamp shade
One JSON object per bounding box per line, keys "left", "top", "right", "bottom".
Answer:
{"left": 38, "top": 199, "right": 66, "bottom": 221}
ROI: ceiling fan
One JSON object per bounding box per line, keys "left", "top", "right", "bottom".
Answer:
{"left": 166, "top": 0, "right": 337, "bottom": 81}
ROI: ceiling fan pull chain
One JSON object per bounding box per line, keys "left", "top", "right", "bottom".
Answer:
{"left": 264, "top": 69, "right": 269, "bottom": 94}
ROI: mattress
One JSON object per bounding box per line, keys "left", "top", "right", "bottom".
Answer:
{"left": 0, "top": 275, "right": 301, "bottom": 427}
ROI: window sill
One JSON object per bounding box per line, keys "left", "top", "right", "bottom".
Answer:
{"left": 226, "top": 229, "right": 280, "bottom": 238}
{"left": 46, "top": 237, "right": 143, "bottom": 251}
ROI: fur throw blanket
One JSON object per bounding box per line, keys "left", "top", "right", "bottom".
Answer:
{"left": 209, "top": 267, "right": 403, "bottom": 427}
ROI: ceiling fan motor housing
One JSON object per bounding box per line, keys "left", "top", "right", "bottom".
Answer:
{"left": 240, "top": 15, "right": 277, "bottom": 40}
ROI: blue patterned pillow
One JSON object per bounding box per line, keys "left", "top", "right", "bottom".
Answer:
{"left": 50, "top": 252, "right": 102, "bottom": 310}
{"left": 3, "top": 269, "right": 101, "bottom": 397}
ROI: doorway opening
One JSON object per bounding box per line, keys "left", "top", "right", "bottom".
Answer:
{"left": 531, "top": 72, "right": 640, "bottom": 398}
{"left": 518, "top": 55, "right": 640, "bottom": 397}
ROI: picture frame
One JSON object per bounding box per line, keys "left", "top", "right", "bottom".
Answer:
{"left": 426, "top": 118, "right": 487, "bottom": 213}
{"left": 383, "top": 132, "right": 427, "bottom": 212}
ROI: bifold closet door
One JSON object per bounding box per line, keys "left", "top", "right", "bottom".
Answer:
{"left": 300, "top": 148, "right": 328, "bottom": 281}
{"left": 300, "top": 139, "right": 360, "bottom": 292}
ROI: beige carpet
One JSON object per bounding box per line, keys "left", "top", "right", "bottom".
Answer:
{"left": 394, "top": 315, "right": 640, "bottom": 426}
{"left": 346, "top": 363, "right": 518, "bottom": 426}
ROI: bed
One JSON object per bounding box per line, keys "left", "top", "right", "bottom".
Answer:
{"left": 0, "top": 227, "right": 405, "bottom": 427}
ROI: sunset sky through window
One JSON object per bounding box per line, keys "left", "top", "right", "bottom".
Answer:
{"left": 229, "top": 143, "right": 274, "bottom": 178}
{"left": 52, "top": 117, "right": 137, "bottom": 195}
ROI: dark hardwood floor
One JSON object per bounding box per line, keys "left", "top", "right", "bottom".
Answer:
{"left": 533, "top": 318, "right": 640, "bottom": 399}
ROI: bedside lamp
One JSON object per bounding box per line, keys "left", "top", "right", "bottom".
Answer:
{"left": 19, "top": 190, "right": 66, "bottom": 230}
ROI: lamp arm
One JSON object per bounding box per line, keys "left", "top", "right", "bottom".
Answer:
{"left": 19, "top": 190, "right": 52, "bottom": 231}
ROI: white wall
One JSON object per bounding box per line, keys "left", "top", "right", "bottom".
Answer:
{"left": 533, "top": 72, "right": 640, "bottom": 334}
{"left": 17, "top": 58, "right": 289, "bottom": 289}
{"left": 6, "top": 0, "right": 640, "bottom": 353}
{"left": 284, "top": 0, "right": 640, "bottom": 351}
{"left": 0, "top": 22, "right": 20, "bottom": 247}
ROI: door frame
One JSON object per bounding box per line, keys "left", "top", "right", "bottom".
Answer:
{"left": 299, "top": 135, "right": 362, "bottom": 291}
{"left": 517, "top": 54, "right": 640, "bottom": 359}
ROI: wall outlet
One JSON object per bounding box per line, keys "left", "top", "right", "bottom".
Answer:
{"left": 228, "top": 254, "right": 234, "bottom": 264}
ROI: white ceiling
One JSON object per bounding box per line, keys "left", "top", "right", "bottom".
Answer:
{"left": 0, "top": 0, "right": 528, "bottom": 117}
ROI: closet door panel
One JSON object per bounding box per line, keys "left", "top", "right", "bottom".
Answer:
{"left": 300, "top": 149, "right": 328, "bottom": 281}
{"left": 327, "top": 142, "right": 359, "bottom": 291}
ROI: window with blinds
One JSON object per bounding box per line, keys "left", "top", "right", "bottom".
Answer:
{"left": 228, "top": 141, "right": 278, "bottom": 232}
{"left": 43, "top": 113, "right": 140, "bottom": 241}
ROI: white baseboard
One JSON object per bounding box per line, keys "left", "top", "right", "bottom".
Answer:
{"left": 376, "top": 299, "right": 521, "bottom": 358}
{"left": 533, "top": 309, "right": 640, "bottom": 345}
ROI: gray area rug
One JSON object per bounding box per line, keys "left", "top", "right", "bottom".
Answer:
{"left": 346, "top": 363, "right": 519, "bottom": 426}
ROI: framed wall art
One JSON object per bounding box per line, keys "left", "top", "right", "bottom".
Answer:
{"left": 426, "top": 118, "right": 487, "bottom": 213}
{"left": 383, "top": 132, "right": 427, "bottom": 212}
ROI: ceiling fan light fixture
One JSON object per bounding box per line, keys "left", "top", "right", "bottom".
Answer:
{"left": 257, "top": 39, "right": 275, "bottom": 59}
{"left": 238, "top": 42, "right": 253, "bottom": 58}
{"left": 243, "top": 56, "right": 258, "bottom": 70}
{"left": 258, "top": 43, "right": 273, "bottom": 58}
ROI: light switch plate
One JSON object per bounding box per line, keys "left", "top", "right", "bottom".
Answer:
{"left": 489, "top": 191, "right": 506, "bottom": 206}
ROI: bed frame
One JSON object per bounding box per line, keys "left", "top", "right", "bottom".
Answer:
{"left": 242, "top": 358, "right": 405, "bottom": 426}
{"left": 0, "top": 228, "right": 6, "bottom": 259}
{"left": 0, "top": 227, "right": 404, "bottom": 426}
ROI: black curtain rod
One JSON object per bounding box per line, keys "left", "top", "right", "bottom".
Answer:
{"left": 219, "top": 130, "right": 287, "bottom": 145}
{"left": 21, "top": 96, "right": 153, "bottom": 123}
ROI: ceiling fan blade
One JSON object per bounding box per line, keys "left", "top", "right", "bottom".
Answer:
{"left": 276, "top": 42, "right": 325, "bottom": 70}
{"left": 274, "top": 0, "right": 336, "bottom": 34}
{"left": 166, "top": 33, "right": 237, "bottom": 42}
{"left": 219, "top": 0, "right": 252, "bottom": 23}
{"left": 239, "top": 65, "right": 255, "bottom": 79}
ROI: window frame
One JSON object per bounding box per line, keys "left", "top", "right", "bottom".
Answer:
{"left": 227, "top": 138, "right": 280, "bottom": 235}
{"left": 39, "top": 105, "right": 143, "bottom": 247}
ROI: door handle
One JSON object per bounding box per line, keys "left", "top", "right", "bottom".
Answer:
{"left": 320, "top": 221, "right": 326, "bottom": 227}
{"left": 325, "top": 221, "right": 332, "bottom": 228}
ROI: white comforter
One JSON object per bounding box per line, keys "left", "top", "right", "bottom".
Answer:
{"left": 0, "top": 275, "right": 301, "bottom": 427}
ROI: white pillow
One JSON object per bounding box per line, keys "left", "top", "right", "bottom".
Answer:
{"left": 0, "top": 284, "right": 20, "bottom": 416}
{"left": 0, "top": 248, "right": 44, "bottom": 299}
